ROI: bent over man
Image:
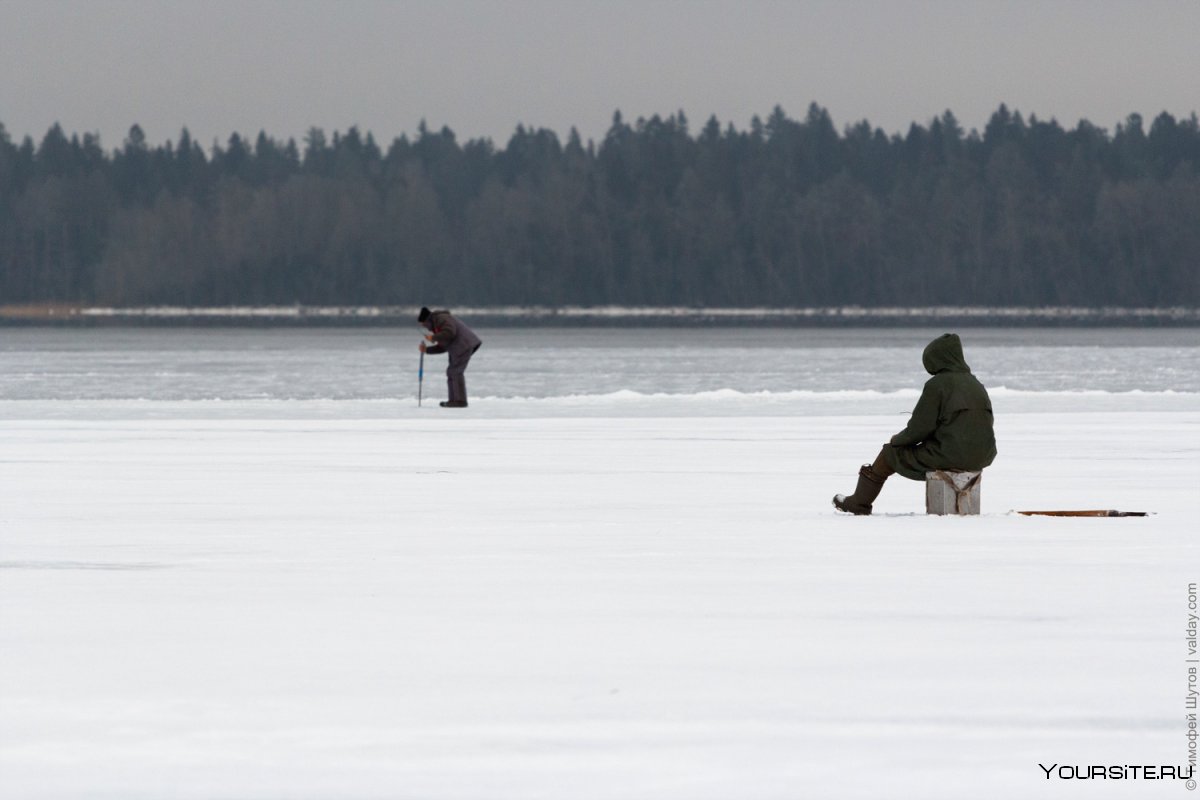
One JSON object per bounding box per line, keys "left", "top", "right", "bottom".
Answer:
{"left": 834, "top": 333, "right": 997, "bottom": 515}
{"left": 418, "top": 307, "right": 482, "bottom": 408}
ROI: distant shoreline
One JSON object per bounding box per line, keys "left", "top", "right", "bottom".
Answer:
{"left": 3, "top": 304, "right": 1199, "bottom": 327}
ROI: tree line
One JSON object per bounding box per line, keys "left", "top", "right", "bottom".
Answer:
{"left": 1, "top": 103, "right": 1198, "bottom": 309}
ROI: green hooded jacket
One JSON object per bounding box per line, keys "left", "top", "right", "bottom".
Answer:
{"left": 884, "top": 333, "right": 998, "bottom": 481}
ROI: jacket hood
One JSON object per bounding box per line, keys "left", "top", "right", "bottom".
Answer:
{"left": 421, "top": 309, "right": 451, "bottom": 330}
{"left": 922, "top": 333, "right": 971, "bottom": 375}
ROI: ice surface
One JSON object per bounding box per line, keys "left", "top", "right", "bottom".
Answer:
{"left": 4, "top": 327, "right": 1200, "bottom": 401}
{"left": 1, "top": 328, "right": 1198, "bottom": 798}
{"left": 2, "top": 408, "right": 1197, "bottom": 798}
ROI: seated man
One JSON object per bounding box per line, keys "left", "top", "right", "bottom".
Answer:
{"left": 834, "top": 333, "right": 997, "bottom": 515}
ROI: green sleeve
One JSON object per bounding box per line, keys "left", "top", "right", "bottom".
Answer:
{"left": 890, "top": 380, "right": 941, "bottom": 446}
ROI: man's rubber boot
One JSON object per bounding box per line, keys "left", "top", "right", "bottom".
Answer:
{"left": 440, "top": 400, "right": 468, "bottom": 408}
{"left": 833, "top": 465, "right": 887, "bottom": 515}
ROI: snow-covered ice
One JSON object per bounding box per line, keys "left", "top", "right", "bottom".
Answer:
{"left": 1, "top": 328, "right": 1198, "bottom": 798}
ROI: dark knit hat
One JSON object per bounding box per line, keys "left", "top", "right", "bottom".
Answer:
{"left": 418, "top": 306, "right": 431, "bottom": 323}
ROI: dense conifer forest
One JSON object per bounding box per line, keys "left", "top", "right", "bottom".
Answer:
{"left": 1, "top": 104, "right": 1197, "bottom": 309}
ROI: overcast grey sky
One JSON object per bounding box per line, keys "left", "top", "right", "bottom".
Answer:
{"left": 1, "top": 0, "right": 1197, "bottom": 152}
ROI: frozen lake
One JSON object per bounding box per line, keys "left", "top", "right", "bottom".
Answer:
{"left": 2, "top": 327, "right": 1198, "bottom": 798}
{"left": 3, "top": 326, "right": 1199, "bottom": 415}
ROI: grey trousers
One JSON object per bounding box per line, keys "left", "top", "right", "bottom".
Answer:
{"left": 446, "top": 344, "right": 480, "bottom": 403}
